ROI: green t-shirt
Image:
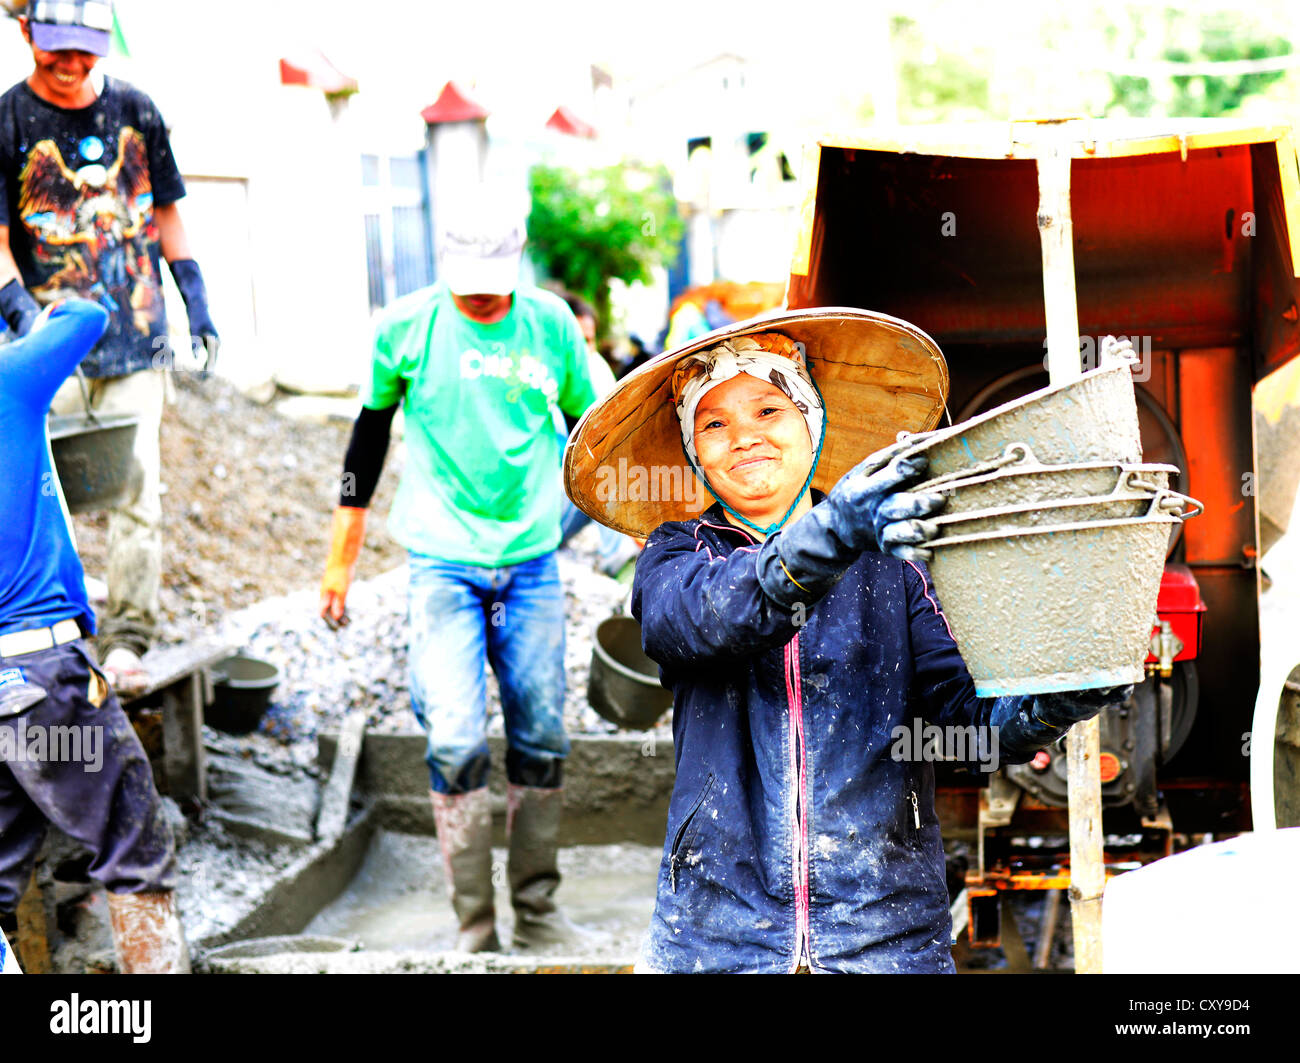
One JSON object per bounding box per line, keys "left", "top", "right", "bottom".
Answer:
{"left": 364, "top": 284, "right": 597, "bottom": 566}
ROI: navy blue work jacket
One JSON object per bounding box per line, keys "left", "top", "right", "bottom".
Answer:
{"left": 631, "top": 501, "right": 1035, "bottom": 974}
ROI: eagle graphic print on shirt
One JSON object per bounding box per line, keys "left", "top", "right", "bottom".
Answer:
{"left": 0, "top": 77, "right": 186, "bottom": 376}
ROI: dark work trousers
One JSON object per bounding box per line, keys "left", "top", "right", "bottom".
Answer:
{"left": 0, "top": 639, "right": 175, "bottom": 913}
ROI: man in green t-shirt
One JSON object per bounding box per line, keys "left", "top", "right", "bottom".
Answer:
{"left": 319, "top": 188, "right": 597, "bottom": 952}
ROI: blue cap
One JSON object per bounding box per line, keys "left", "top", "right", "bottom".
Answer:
{"left": 28, "top": 0, "right": 114, "bottom": 58}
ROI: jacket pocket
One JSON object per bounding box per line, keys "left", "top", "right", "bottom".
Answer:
{"left": 669, "top": 773, "right": 715, "bottom": 892}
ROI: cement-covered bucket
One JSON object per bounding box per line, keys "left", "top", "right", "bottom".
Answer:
{"left": 895, "top": 356, "right": 1142, "bottom": 480}
{"left": 916, "top": 448, "right": 1178, "bottom": 516}
{"left": 930, "top": 482, "right": 1201, "bottom": 538}
{"left": 926, "top": 509, "right": 1185, "bottom": 696}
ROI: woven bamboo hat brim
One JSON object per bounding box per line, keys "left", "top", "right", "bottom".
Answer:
{"left": 563, "top": 307, "right": 950, "bottom": 539}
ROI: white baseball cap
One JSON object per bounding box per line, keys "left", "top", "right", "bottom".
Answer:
{"left": 436, "top": 185, "right": 527, "bottom": 296}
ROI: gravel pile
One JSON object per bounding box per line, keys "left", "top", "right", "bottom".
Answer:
{"left": 202, "top": 526, "right": 636, "bottom": 763}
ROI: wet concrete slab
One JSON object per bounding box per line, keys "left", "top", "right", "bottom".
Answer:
{"left": 301, "top": 829, "right": 659, "bottom": 962}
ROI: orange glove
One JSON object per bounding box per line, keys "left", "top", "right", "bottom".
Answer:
{"left": 320, "top": 505, "right": 367, "bottom": 628}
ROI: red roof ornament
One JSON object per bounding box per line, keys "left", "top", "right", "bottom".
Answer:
{"left": 279, "top": 50, "right": 359, "bottom": 96}
{"left": 421, "top": 81, "right": 490, "bottom": 125}
{"left": 545, "top": 105, "right": 597, "bottom": 139}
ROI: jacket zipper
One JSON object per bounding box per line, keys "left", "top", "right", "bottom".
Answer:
{"left": 910, "top": 790, "right": 921, "bottom": 829}
{"left": 669, "top": 774, "right": 714, "bottom": 892}
{"left": 785, "top": 635, "right": 810, "bottom": 970}
{"left": 706, "top": 518, "right": 812, "bottom": 967}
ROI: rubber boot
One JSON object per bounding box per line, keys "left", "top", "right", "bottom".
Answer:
{"left": 507, "top": 784, "right": 605, "bottom": 951}
{"left": 430, "top": 789, "right": 501, "bottom": 953}
{"left": 105, "top": 890, "right": 191, "bottom": 974}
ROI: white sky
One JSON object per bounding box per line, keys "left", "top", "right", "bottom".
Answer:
{"left": 4, "top": 0, "right": 1298, "bottom": 144}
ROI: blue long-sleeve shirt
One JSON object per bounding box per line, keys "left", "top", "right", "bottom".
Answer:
{"left": 0, "top": 300, "right": 110, "bottom": 636}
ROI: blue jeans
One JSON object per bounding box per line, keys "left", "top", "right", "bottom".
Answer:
{"left": 407, "top": 552, "right": 569, "bottom": 794}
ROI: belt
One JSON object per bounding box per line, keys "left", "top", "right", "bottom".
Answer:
{"left": 0, "top": 619, "right": 83, "bottom": 659}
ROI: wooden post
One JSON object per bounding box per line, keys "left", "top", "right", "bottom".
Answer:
{"left": 161, "top": 671, "right": 208, "bottom": 804}
{"left": 15, "top": 870, "right": 52, "bottom": 974}
{"left": 316, "top": 709, "right": 367, "bottom": 842}
{"left": 1067, "top": 716, "right": 1105, "bottom": 972}
{"left": 1035, "top": 124, "right": 1105, "bottom": 974}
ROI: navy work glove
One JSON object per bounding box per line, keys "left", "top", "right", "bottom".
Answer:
{"left": 756, "top": 449, "right": 947, "bottom": 610}
{"left": 0, "top": 278, "right": 41, "bottom": 338}
{"left": 169, "top": 259, "right": 219, "bottom": 374}
{"left": 995, "top": 684, "right": 1135, "bottom": 760}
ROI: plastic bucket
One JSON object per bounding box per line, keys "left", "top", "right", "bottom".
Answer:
{"left": 207, "top": 655, "right": 280, "bottom": 735}
{"left": 47, "top": 413, "right": 140, "bottom": 514}
{"left": 925, "top": 511, "right": 1181, "bottom": 696}
{"left": 588, "top": 616, "right": 672, "bottom": 730}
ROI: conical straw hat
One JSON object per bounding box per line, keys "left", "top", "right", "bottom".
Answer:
{"left": 564, "top": 307, "right": 949, "bottom": 538}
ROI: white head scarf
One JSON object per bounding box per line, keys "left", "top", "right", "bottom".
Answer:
{"left": 672, "top": 334, "right": 825, "bottom": 472}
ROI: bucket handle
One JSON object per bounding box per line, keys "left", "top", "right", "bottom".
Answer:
{"left": 916, "top": 452, "right": 1179, "bottom": 498}
{"left": 856, "top": 432, "right": 1018, "bottom": 484}
{"left": 1121, "top": 471, "right": 1204, "bottom": 520}
{"left": 1144, "top": 486, "right": 1204, "bottom": 521}
{"left": 911, "top": 442, "right": 1035, "bottom": 493}
{"left": 71, "top": 366, "right": 101, "bottom": 426}
{"left": 928, "top": 494, "right": 1200, "bottom": 548}
{"left": 927, "top": 476, "right": 1203, "bottom": 530}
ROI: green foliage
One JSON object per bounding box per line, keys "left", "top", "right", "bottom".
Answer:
{"left": 527, "top": 163, "right": 684, "bottom": 332}
{"left": 1106, "top": 9, "right": 1291, "bottom": 119}
{"left": 885, "top": 15, "right": 992, "bottom": 124}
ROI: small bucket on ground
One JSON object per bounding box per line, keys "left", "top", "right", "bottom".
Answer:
{"left": 588, "top": 616, "right": 672, "bottom": 730}
{"left": 208, "top": 655, "right": 281, "bottom": 735}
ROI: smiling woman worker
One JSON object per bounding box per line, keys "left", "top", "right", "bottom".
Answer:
{"left": 564, "top": 308, "right": 1130, "bottom": 974}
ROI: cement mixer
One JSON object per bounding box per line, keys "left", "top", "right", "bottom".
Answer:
{"left": 785, "top": 117, "right": 1300, "bottom": 957}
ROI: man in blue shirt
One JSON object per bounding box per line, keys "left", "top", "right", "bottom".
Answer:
{"left": 0, "top": 298, "right": 188, "bottom": 974}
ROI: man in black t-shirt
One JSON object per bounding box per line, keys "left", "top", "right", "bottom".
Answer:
{"left": 0, "top": 1, "right": 219, "bottom": 695}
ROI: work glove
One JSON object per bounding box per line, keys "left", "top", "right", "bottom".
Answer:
{"left": 756, "top": 448, "right": 946, "bottom": 610}
{"left": 320, "top": 505, "right": 367, "bottom": 629}
{"left": 995, "top": 684, "right": 1135, "bottom": 760}
{"left": 169, "top": 259, "right": 219, "bottom": 375}
{"left": 0, "top": 278, "right": 41, "bottom": 338}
